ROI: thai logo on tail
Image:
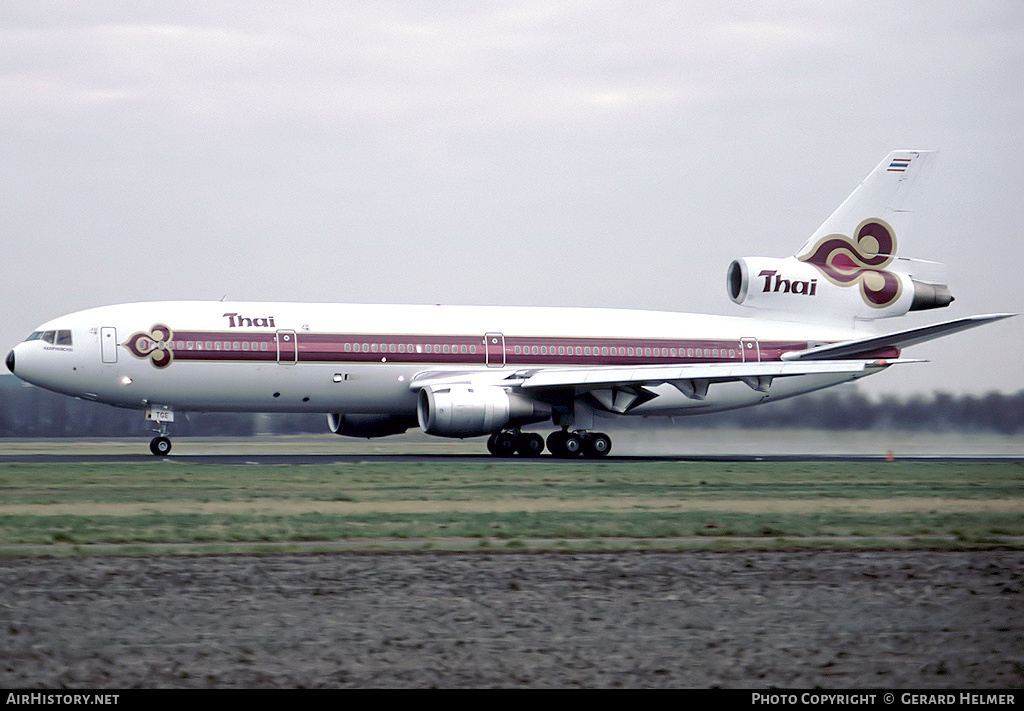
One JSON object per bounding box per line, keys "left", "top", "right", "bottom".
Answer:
{"left": 124, "top": 325, "right": 175, "bottom": 368}
{"left": 798, "top": 219, "right": 902, "bottom": 308}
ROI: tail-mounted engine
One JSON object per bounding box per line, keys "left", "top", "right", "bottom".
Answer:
{"left": 727, "top": 256, "right": 953, "bottom": 320}
{"left": 417, "top": 385, "right": 551, "bottom": 438}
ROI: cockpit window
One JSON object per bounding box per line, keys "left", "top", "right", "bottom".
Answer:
{"left": 25, "top": 330, "right": 72, "bottom": 345}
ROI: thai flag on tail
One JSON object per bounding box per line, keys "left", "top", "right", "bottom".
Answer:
{"left": 887, "top": 156, "right": 912, "bottom": 172}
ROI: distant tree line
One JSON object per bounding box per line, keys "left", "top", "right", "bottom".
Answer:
{"left": 692, "top": 389, "right": 1024, "bottom": 435}
{"left": 2, "top": 375, "right": 1023, "bottom": 437}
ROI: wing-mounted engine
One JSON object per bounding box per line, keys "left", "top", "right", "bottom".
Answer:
{"left": 727, "top": 255, "right": 953, "bottom": 321}
{"left": 417, "top": 385, "right": 551, "bottom": 438}
{"left": 328, "top": 412, "right": 417, "bottom": 438}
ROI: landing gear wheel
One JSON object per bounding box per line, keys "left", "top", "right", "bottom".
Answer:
{"left": 488, "top": 432, "right": 518, "bottom": 457}
{"left": 546, "top": 430, "right": 568, "bottom": 457}
{"left": 516, "top": 433, "right": 545, "bottom": 457}
{"left": 547, "top": 430, "right": 583, "bottom": 458}
{"left": 562, "top": 432, "right": 584, "bottom": 457}
{"left": 150, "top": 436, "right": 172, "bottom": 456}
{"left": 583, "top": 432, "right": 612, "bottom": 458}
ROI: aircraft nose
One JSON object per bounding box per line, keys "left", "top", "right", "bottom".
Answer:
{"left": 5, "top": 350, "right": 13, "bottom": 374}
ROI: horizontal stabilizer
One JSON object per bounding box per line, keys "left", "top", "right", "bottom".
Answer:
{"left": 781, "top": 313, "right": 1015, "bottom": 361}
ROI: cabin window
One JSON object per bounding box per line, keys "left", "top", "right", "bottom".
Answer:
{"left": 729, "top": 349, "right": 736, "bottom": 358}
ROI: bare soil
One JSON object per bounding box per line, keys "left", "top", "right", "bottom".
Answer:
{"left": 1, "top": 550, "right": 1021, "bottom": 688}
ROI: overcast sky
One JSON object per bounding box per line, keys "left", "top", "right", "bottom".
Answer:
{"left": 1, "top": 1, "right": 1021, "bottom": 398}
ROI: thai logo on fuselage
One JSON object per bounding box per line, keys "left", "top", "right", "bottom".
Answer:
{"left": 123, "top": 324, "right": 175, "bottom": 368}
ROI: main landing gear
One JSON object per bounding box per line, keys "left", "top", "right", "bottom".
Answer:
{"left": 486, "top": 429, "right": 612, "bottom": 458}
{"left": 486, "top": 431, "right": 545, "bottom": 457}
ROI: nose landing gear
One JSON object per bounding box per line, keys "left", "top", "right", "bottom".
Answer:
{"left": 146, "top": 407, "right": 175, "bottom": 456}
{"left": 150, "top": 435, "right": 172, "bottom": 456}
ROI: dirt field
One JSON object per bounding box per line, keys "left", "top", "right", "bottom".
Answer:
{"left": 1, "top": 550, "right": 1021, "bottom": 688}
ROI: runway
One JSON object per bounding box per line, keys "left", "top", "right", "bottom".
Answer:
{"left": 5, "top": 428, "right": 1023, "bottom": 462}
{"left": 2, "top": 452, "right": 1023, "bottom": 464}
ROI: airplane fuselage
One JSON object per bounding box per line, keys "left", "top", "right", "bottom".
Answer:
{"left": 8, "top": 300, "right": 880, "bottom": 419}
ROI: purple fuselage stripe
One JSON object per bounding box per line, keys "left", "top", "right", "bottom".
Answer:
{"left": 145, "top": 330, "right": 899, "bottom": 366}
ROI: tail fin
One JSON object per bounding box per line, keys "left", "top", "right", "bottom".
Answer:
{"left": 727, "top": 150, "right": 954, "bottom": 323}
{"left": 794, "top": 150, "right": 938, "bottom": 259}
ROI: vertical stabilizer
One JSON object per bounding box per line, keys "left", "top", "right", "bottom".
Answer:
{"left": 728, "top": 150, "right": 952, "bottom": 323}
{"left": 794, "top": 150, "right": 937, "bottom": 259}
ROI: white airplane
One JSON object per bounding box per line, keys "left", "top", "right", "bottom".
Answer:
{"left": 6, "top": 150, "right": 1012, "bottom": 457}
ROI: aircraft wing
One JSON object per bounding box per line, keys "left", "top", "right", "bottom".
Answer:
{"left": 781, "top": 313, "right": 1014, "bottom": 361}
{"left": 407, "top": 313, "right": 1012, "bottom": 414}
{"left": 410, "top": 358, "right": 909, "bottom": 414}
{"left": 514, "top": 358, "right": 903, "bottom": 391}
